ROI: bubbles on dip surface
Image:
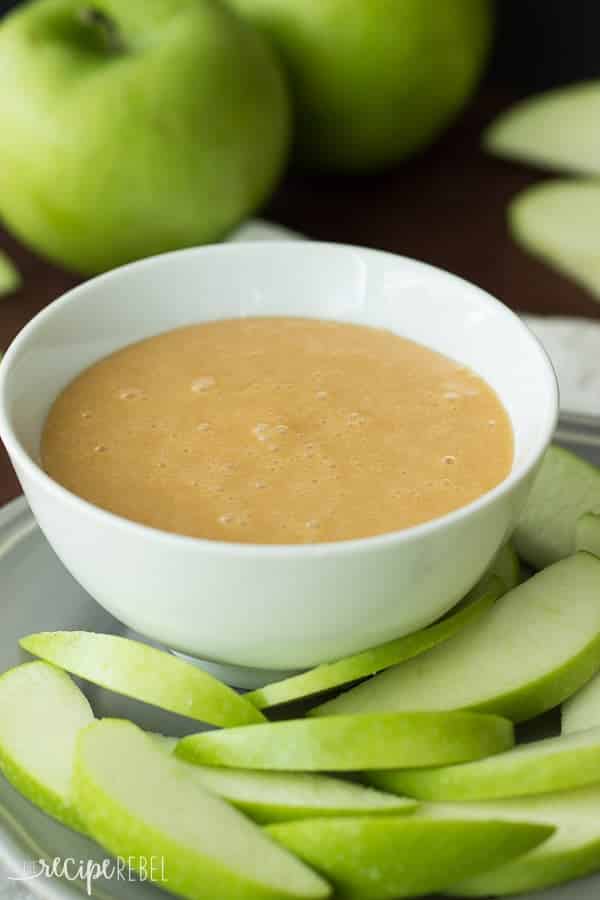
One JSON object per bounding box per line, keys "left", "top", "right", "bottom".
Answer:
{"left": 40, "top": 318, "right": 513, "bottom": 545}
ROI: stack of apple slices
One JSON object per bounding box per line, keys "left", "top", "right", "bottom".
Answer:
{"left": 5, "top": 444, "right": 600, "bottom": 899}
{"left": 484, "top": 82, "right": 600, "bottom": 300}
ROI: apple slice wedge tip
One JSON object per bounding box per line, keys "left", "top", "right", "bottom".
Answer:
{"left": 247, "top": 579, "right": 501, "bottom": 711}
{"left": 0, "top": 661, "right": 93, "bottom": 829}
{"left": 367, "top": 724, "right": 600, "bottom": 801}
{"left": 312, "top": 553, "right": 600, "bottom": 722}
{"left": 266, "top": 814, "right": 552, "bottom": 900}
{"left": 19, "top": 631, "right": 264, "bottom": 728}
{"left": 176, "top": 711, "right": 513, "bottom": 771}
{"left": 73, "top": 719, "right": 331, "bottom": 900}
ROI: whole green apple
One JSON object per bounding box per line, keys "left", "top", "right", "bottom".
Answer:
{"left": 0, "top": 0, "right": 290, "bottom": 273}
{"left": 225, "top": 0, "right": 494, "bottom": 171}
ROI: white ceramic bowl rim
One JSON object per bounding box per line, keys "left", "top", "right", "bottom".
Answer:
{"left": 0, "top": 241, "right": 559, "bottom": 558}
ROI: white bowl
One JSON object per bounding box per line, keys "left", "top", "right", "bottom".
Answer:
{"left": 0, "top": 242, "right": 558, "bottom": 686}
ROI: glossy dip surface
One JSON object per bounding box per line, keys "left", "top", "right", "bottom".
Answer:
{"left": 41, "top": 317, "right": 513, "bottom": 544}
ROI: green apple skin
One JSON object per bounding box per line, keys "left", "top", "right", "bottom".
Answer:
{"left": 20, "top": 631, "right": 264, "bottom": 728}
{"left": 514, "top": 445, "right": 600, "bottom": 568}
{"left": 180, "top": 765, "right": 415, "bottom": 824}
{"left": 266, "top": 816, "right": 553, "bottom": 900}
{"left": 0, "top": 661, "right": 93, "bottom": 830}
{"left": 176, "top": 711, "right": 514, "bottom": 772}
{"left": 484, "top": 81, "right": 600, "bottom": 177}
{"left": 367, "top": 725, "right": 600, "bottom": 801}
{"left": 225, "top": 0, "right": 493, "bottom": 171}
{"left": 438, "top": 785, "right": 600, "bottom": 896}
{"left": 312, "top": 553, "right": 600, "bottom": 723}
{"left": 74, "top": 719, "right": 331, "bottom": 900}
{"left": 576, "top": 511, "right": 600, "bottom": 556}
{"left": 0, "top": 0, "right": 290, "bottom": 274}
{"left": 247, "top": 580, "right": 501, "bottom": 711}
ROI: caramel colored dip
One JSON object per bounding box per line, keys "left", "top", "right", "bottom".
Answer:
{"left": 42, "top": 318, "right": 513, "bottom": 544}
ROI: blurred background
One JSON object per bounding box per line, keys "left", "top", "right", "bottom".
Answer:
{"left": 1, "top": 0, "right": 599, "bottom": 321}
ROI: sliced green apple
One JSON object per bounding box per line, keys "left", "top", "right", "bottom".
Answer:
{"left": 312, "top": 553, "right": 600, "bottom": 722}
{"left": 266, "top": 815, "right": 552, "bottom": 900}
{"left": 484, "top": 81, "right": 600, "bottom": 175}
{"left": 73, "top": 719, "right": 330, "bottom": 900}
{"left": 514, "top": 445, "right": 600, "bottom": 568}
{"left": 439, "top": 785, "right": 600, "bottom": 896}
{"left": 510, "top": 179, "right": 600, "bottom": 303}
{"left": 247, "top": 580, "right": 501, "bottom": 712}
{"left": 180, "top": 766, "right": 415, "bottom": 824}
{"left": 576, "top": 511, "right": 600, "bottom": 557}
{"left": 0, "top": 661, "right": 93, "bottom": 829}
{"left": 20, "top": 631, "right": 264, "bottom": 728}
{"left": 367, "top": 724, "right": 600, "bottom": 801}
{"left": 176, "top": 711, "right": 513, "bottom": 771}
{"left": 0, "top": 249, "right": 20, "bottom": 297}
{"left": 562, "top": 669, "right": 600, "bottom": 735}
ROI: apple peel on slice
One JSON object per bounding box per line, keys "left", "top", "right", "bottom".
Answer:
{"left": 247, "top": 579, "right": 501, "bottom": 711}
{"left": 266, "top": 815, "right": 552, "bottom": 900}
{"left": 484, "top": 81, "right": 600, "bottom": 175}
{"left": 20, "top": 631, "right": 264, "bottom": 728}
{"left": 0, "top": 661, "right": 93, "bottom": 830}
{"left": 441, "top": 785, "right": 600, "bottom": 896}
{"left": 510, "top": 179, "right": 600, "bottom": 303}
{"left": 74, "top": 719, "right": 330, "bottom": 900}
{"left": 514, "top": 445, "right": 600, "bottom": 568}
{"left": 312, "top": 553, "right": 600, "bottom": 722}
{"left": 181, "top": 765, "right": 415, "bottom": 823}
{"left": 176, "top": 711, "right": 513, "bottom": 772}
{"left": 367, "top": 724, "right": 600, "bottom": 801}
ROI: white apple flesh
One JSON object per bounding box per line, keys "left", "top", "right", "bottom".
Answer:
{"left": 0, "top": 661, "right": 93, "bottom": 829}
{"left": 312, "top": 553, "right": 600, "bottom": 722}
{"left": 73, "top": 719, "right": 331, "bottom": 900}
{"left": 484, "top": 81, "right": 600, "bottom": 176}
{"left": 514, "top": 446, "right": 600, "bottom": 568}
{"left": 247, "top": 580, "right": 501, "bottom": 711}
{"left": 440, "top": 785, "right": 600, "bottom": 895}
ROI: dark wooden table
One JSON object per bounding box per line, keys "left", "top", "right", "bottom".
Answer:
{"left": 1, "top": 87, "right": 597, "bottom": 506}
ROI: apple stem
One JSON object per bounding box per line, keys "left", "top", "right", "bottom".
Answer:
{"left": 78, "top": 7, "right": 126, "bottom": 54}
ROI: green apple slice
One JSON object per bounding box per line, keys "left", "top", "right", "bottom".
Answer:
{"left": 20, "top": 631, "right": 264, "bottom": 728}
{"left": 562, "top": 668, "right": 600, "bottom": 734}
{"left": 514, "top": 445, "right": 600, "bottom": 568}
{"left": 150, "top": 731, "right": 416, "bottom": 820}
{"left": 440, "top": 785, "right": 600, "bottom": 896}
{"left": 176, "top": 711, "right": 513, "bottom": 771}
{"left": 510, "top": 179, "right": 600, "bottom": 303}
{"left": 0, "top": 661, "right": 93, "bottom": 829}
{"left": 247, "top": 580, "right": 501, "bottom": 712}
{"left": 312, "top": 553, "right": 600, "bottom": 722}
{"left": 367, "top": 724, "right": 600, "bottom": 801}
{"left": 0, "top": 249, "right": 21, "bottom": 297}
{"left": 266, "top": 815, "right": 552, "bottom": 900}
{"left": 576, "top": 511, "right": 600, "bottom": 556}
{"left": 484, "top": 81, "right": 600, "bottom": 175}
{"left": 182, "top": 766, "right": 415, "bottom": 824}
{"left": 74, "top": 719, "right": 330, "bottom": 900}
